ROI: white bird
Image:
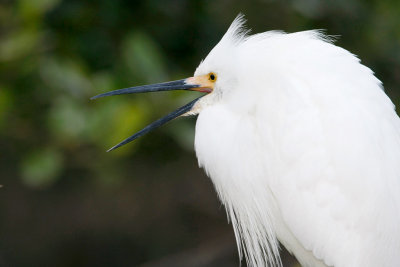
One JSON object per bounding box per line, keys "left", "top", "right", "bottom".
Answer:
{"left": 92, "top": 15, "right": 400, "bottom": 267}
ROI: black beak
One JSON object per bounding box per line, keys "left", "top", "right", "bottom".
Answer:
{"left": 91, "top": 78, "right": 207, "bottom": 151}
{"left": 91, "top": 79, "right": 200, "bottom": 100}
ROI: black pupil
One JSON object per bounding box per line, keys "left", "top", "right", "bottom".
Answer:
{"left": 210, "top": 74, "right": 215, "bottom": 80}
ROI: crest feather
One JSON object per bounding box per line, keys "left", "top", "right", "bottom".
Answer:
{"left": 220, "top": 14, "right": 250, "bottom": 46}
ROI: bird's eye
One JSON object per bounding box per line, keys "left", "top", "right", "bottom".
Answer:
{"left": 209, "top": 72, "right": 217, "bottom": 82}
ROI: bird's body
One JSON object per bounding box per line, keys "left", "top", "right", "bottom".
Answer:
{"left": 93, "top": 15, "right": 400, "bottom": 267}
{"left": 194, "top": 18, "right": 400, "bottom": 267}
{"left": 195, "top": 20, "right": 400, "bottom": 266}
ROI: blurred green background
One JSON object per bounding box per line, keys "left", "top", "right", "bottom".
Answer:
{"left": 1, "top": 0, "right": 399, "bottom": 266}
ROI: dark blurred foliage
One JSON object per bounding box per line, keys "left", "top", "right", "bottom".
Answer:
{"left": 0, "top": 0, "right": 399, "bottom": 266}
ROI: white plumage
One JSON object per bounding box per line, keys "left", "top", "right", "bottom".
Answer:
{"left": 193, "top": 15, "right": 400, "bottom": 266}
{"left": 94, "top": 14, "right": 400, "bottom": 267}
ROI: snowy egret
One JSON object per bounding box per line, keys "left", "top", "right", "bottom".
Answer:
{"left": 92, "top": 15, "right": 400, "bottom": 267}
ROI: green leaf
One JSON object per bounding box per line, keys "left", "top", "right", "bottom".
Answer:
{"left": 21, "top": 148, "right": 63, "bottom": 188}
{"left": 39, "top": 57, "right": 93, "bottom": 98}
{"left": 19, "top": 0, "right": 61, "bottom": 19}
{"left": 47, "top": 96, "right": 88, "bottom": 142}
{"left": 121, "top": 31, "right": 167, "bottom": 83}
{"left": 0, "top": 29, "right": 40, "bottom": 61}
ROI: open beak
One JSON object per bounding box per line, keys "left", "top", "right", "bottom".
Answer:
{"left": 91, "top": 76, "right": 213, "bottom": 151}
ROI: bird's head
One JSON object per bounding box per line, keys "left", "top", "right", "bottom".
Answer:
{"left": 91, "top": 15, "right": 247, "bottom": 151}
